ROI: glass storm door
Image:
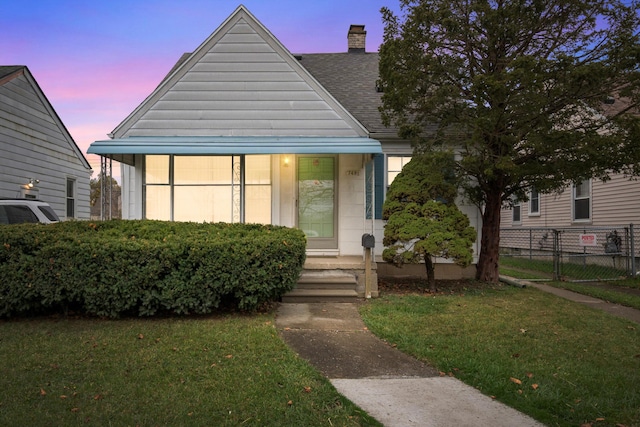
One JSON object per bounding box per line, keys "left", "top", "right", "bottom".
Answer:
{"left": 297, "top": 156, "right": 337, "bottom": 249}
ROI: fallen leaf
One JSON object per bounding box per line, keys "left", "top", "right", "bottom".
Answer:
{"left": 138, "top": 334, "right": 144, "bottom": 339}
{"left": 304, "top": 386, "right": 312, "bottom": 393}
{"left": 94, "top": 394, "right": 103, "bottom": 400}
{"left": 526, "top": 372, "right": 534, "bottom": 378}
{"left": 512, "top": 353, "right": 520, "bottom": 358}
{"left": 531, "top": 384, "right": 539, "bottom": 390}
{"left": 287, "top": 400, "right": 293, "bottom": 406}
{"left": 225, "top": 354, "right": 233, "bottom": 359}
{"left": 71, "top": 408, "right": 80, "bottom": 413}
{"left": 519, "top": 328, "right": 527, "bottom": 334}
{"left": 439, "top": 371, "right": 446, "bottom": 377}
{"left": 596, "top": 418, "right": 605, "bottom": 422}
{"left": 510, "top": 377, "right": 522, "bottom": 385}
{"left": 60, "top": 395, "right": 67, "bottom": 399}
{"left": 580, "top": 424, "right": 592, "bottom": 427}
{"left": 40, "top": 388, "right": 47, "bottom": 396}
{"left": 517, "top": 389, "right": 523, "bottom": 394}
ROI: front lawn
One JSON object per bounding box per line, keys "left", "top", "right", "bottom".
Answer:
{"left": 0, "top": 314, "right": 380, "bottom": 427}
{"left": 499, "top": 257, "right": 640, "bottom": 310}
{"left": 360, "top": 283, "right": 640, "bottom": 427}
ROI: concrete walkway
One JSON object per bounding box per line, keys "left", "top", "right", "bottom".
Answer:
{"left": 518, "top": 280, "right": 640, "bottom": 324}
{"left": 275, "top": 280, "right": 640, "bottom": 426}
{"left": 276, "top": 302, "right": 544, "bottom": 427}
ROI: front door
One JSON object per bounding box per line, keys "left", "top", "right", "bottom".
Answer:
{"left": 297, "top": 156, "right": 337, "bottom": 249}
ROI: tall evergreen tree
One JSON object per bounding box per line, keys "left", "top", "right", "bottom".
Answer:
{"left": 378, "top": 0, "right": 640, "bottom": 282}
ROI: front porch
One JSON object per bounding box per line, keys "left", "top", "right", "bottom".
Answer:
{"left": 282, "top": 256, "right": 378, "bottom": 303}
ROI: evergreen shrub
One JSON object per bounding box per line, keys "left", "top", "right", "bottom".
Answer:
{"left": 0, "top": 220, "right": 306, "bottom": 317}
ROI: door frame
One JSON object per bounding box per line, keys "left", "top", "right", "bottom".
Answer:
{"left": 296, "top": 155, "right": 338, "bottom": 250}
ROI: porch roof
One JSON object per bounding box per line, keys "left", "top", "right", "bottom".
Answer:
{"left": 88, "top": 136, "right": 382, "bottom": 165}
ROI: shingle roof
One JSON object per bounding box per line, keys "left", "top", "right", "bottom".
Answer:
{"left": 297, "top": 52, "right": 398, "bottom": 138}
{"left": 0, "top": 66, "right": 25, "bottom": 82}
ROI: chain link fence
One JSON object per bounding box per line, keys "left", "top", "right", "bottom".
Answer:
{"left": 500, "top": 225, "right": 639, "bottom": 282}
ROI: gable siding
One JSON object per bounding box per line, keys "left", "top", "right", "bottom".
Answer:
{"left": 0, "top": 73, "right": 90, "bottom": 219}
{"left": 125, "top": 17, "right": 361, "bottom": 138}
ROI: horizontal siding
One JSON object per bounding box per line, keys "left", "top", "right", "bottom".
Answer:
{"left": 142, "top": 109, "right": 342, "bottom": 120}
{"left": 149, "top": 99, "right": 332, "bottom": 111}
{"left": 592, "top": 175, "right": 640, "bottom": 225}
{"left": 125, "top": 127, "right": 359, "bottom": 137}
{"left": 502, "top": 176, "right": 640, "bottom": 229}
{"left": 0, "top": 73, "right": 91, "bottom": 219}
{"left": 160, "top": 90, "right": 323, "bottom": 102}
{"left": 127, "top": 16, "right": 361, "bottom": 138}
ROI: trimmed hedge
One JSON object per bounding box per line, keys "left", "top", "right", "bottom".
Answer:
{"left": 0, "top": 220, "right": 306, "bottom": 318}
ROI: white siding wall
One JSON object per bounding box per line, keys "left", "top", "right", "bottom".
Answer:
{"left": 0, "top": 72, "right": 91, "bottom": 219}
{"left": 119, "top": 17, "right": 363, "bottom": 139}
{"left": 338, "top": 154, "right": 367, "bottom": 255}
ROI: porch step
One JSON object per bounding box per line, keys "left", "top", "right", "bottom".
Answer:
{"left": 282, "top": 271, "right": 359, "bottom": 303}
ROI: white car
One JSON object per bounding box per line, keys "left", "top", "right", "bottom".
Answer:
{"left": 0, "top": 199, "right": 60, "bottom": 224}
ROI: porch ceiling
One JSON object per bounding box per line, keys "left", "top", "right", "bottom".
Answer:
{"left": 88, "top": 136, "right": 382, "bottom": 165}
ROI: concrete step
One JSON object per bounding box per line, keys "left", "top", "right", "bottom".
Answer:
{"left": 281, "top": 270, "right": 359, "bottom": 303}
{"left": 281, "top": 288, "right": 359, "bottom": 303}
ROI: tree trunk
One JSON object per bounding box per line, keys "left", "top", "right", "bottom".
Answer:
{"left": 424, "top": 256, "right": 436, "bottom": 292}
{"left": 476, "top": 191, "right": 502, "bottom": 283}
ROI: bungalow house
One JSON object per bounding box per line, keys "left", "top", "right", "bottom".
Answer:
{"left": 88, "top": 5, "right": 480, "bottom": 298}
{"left": 0, "top": 66, "right": 91, "bottom": 219}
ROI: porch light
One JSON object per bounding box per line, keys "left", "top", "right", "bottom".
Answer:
{"left": 27, "top": 178, "right": 39, "bottom": 188}
{"left": 283, "top": 156, "right": 290, "bottom": 167}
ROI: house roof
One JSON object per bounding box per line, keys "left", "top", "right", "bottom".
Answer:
{"left": 0, "top": 66, "right": 24, "bottom": 81}
{"left": 297, "top": 52, "right": 397, "bottom": 139}
{"left": 0, "top": 65, "right": 92, "bottom": 170}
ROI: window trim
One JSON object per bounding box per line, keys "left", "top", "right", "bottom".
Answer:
{"left": 512, "top": 201, "right": 522, "bottom": 224}
{"left": 66, "top": 177, "right": 76, "bottom": 219}
{"left": 528, "top": 187, "right": 540, "bottom": 217}
{"left": 572, "top": 179, "right": 591, "bottom": 222}
{"left": 142, "top": 154, "right": 272, "bottom": 224}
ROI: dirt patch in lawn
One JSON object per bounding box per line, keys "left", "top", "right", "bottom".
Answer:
{"left": 378, "top": 277, "right": 504, "bottom": 296}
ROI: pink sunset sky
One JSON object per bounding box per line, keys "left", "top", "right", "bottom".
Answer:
{"left": 1, "top": 1, "right": 400, "bottom": 175}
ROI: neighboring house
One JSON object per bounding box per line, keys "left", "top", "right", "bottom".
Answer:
{"left": 0, "top": 66, "right": 91, "bottom": 220}
{"left": 88, "top": 5, "right": 480, "bottom": 294}
{"left": 502, "top": 98, "right": 640, "bottom": 229}
{"left": 502, "top": 174, "right": 640, "bottom": 228}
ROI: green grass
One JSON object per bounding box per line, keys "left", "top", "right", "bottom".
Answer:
{"left": 360, "top": 286, "right": 640, "bottom": 427}
{"left": 499, "top": 255, "right": 629, "bottom": 280}
{"left": 500, "top": 256, "right": 640, "bottom": 309}
{"left": 548, "top": 281, "right": 640, "bottom": 310}
{"left": 0, "top": 314, "right": 380, "bottom": 427}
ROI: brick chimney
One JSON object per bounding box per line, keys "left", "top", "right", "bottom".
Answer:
{"left": 348, "top": 24, "right": 366, "bottom": 53}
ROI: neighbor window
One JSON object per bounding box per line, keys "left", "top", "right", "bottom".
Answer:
{"left": 143, "top": 155, "right": 271, "bottom": 224}
{"left": 573, "top": 180, "right": 591, "bottom": 221}
{"left": 66, "top": 178, "right": 75, "bottom": 218}
{"left": 512, "top": 202, "right": 521, "bottom": 224}
{"left": 529, "top": 187, "right": 540, "bottom": 216}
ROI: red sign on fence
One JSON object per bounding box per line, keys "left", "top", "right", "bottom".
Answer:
{"left": 579, "top": 234, "right": 597, "bottom": 246}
